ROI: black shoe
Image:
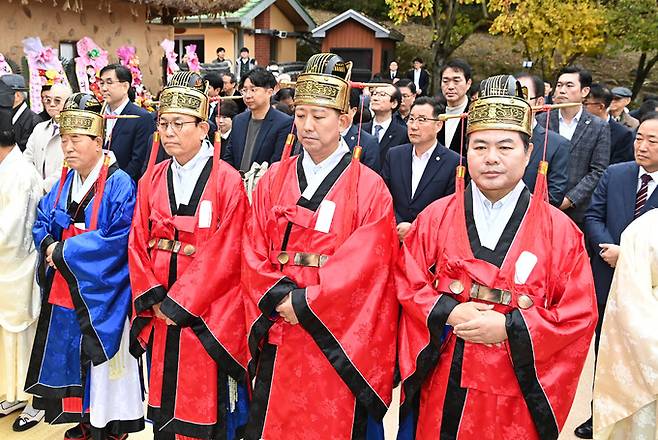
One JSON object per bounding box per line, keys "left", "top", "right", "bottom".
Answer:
{"left": 65, "top": 423, "right": 91, "bottom": 440}
{"left": 574, "top": 417, "right": 593, "bottom": 439}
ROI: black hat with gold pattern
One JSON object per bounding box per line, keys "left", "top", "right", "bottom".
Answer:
{"left": 159, "top": 71, "right": 210, "bottom": 121}
{"left": 59, "top": 92, "right": 104, "bottom": 138}
{"left": 467, "top": 75, "right": 532, "bottom": 136}
{"left": 294, "top": 53, "right": 352, "bottom": 114}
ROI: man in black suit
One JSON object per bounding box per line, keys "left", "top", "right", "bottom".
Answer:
{"left": 0, "top": 74, "right": 40, "bottom": 151}
{"left": 99, "top": 64, "right": 155, "bottom": 182}
{"left": 537, "top": 66, "right": 610, "bottom": 228}
{"left": 516, "top": 73, "right": 569, "bottom": 206}
{"left": 360, "top": 83, "right": 408, "bottom": 165}
{"left": 222, "top": 73, "right": 246, "bottom": 113}
{"left": 395, "top": 79, "right": 416, "bottom": 124}
{"left": 576, "top": 113, "right": 658, "bottom": 439}
{"left": 437, "top": 59, "right": 472, "bottom": 155}
{"left": 406, "top": 57, "right": 430, "bottom": 96}
{"left": 379, "top": 60, "right": 402, "bottom": 83}
{"left": 342, "top": 88, "right": 381, "bottom": 173}
{"left": 223, "top": 67, "right": 292, "bottom": 171}
{"left": 383, "top": 97, "right": 461, "bottom": 241}
{"left": 584, "top": 83, "right": 634, "bottom": 164}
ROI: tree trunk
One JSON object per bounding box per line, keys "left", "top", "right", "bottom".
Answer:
{"left": 631, "top": 51, "right": 658, "bottom": 100}
{"left": 432, "top": 44, "right": 450, "bottom": 96}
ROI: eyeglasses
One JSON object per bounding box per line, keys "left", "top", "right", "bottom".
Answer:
{"left": 407, "top": 116, "right": 440, "bottom": 124}
{"left": 371, "top": 91, "right": 392, "bottom": 98}
{"left": 98, "top": 79, "right": 128, "bottom": 87}
{"left": 239, "top": 86, "right": 263, "bottom": 96}
{"left": 157, "top": 120, "right": 198, "bottom": 133}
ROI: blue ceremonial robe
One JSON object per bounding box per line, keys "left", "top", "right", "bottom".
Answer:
{"left": 25, "top": 164, "right": 142, "bottom": 433}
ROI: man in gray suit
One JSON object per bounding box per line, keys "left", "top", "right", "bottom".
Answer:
{"left": 516, "top": 73, "right": 569, "bottom": 206}
{"left": 537, "top": 66, "right": 610, "bottom": 228}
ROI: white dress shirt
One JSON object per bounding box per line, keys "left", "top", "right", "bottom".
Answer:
{"left": 411, "top": 142, "right": 437, "bottom": 198}
{"left": 71, "top": 152, "right": 118, "bottom": 204}
{"left": 301, "top": 139, "right": 350, "bottom": 199}
{"left": 444, "top": 99, "right": 469, "bottom": 148}
{"left": 221, "top": 129, "right": 232, "bottom": 140}
{"left": 472, "top": 180, "right": 527, "bottom": 250}
{"left": 171, "top": 140, "right": 214, "bottom": 207}
{"left": 558, "top": 106, "right": 583, "bottom": 141}
{"left": 104, "top": 98, "right": 130, "bottom": 142}
{"left": 371, "top": 117, "right": 392, "bottom": 142}
{"left": 413, "top": 69, "right": 421, "bottom": 91}
{"left": 638, "top": 167, "right": 658, "bottom": 200}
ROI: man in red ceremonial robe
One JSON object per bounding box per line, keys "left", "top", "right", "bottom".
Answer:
{"left": 241, "top": 53, "right": 399, "bottom": 439}
{"left": 396, "top": 75, "right": 598, "bottom": 440}
{"left": 128, "top": 71, "right": 249, "bottom": 440}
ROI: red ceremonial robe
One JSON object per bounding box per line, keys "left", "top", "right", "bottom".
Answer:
{"left": 397, "top": 183, "right": 597, "bottom": 440}
{"left": 129, "top": 157, "right": 249, "bottom": 439}
{"left": 242, "top": 151, "right": 399, "bottom": 440}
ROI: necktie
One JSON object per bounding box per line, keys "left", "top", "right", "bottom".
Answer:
{"left": 52, "top": 122, "right": 59, "bottom": 136}
{"left": 374, "top": 124, "right": 383, "bottom": 141}
{"left": 634, "top": 174, "right": 653, "bottom": 219}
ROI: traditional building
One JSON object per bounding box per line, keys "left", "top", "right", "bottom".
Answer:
{"left": 311, "top": 9, "right": 404, "bottom": 82}
{"left": 0, "top": 0, "right": 245, "bottom": 91}
{"left": 168, "top": 0, "right": 315, "bottom": 66}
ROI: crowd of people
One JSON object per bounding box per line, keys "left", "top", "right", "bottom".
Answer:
{"left": 0, "top": 49, "right": 657, "bottom": 440}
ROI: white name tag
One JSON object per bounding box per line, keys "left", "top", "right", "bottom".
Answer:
{"left": 198, "top": 200, "right": 212, "bottom": 229}
{"left": 314, "top": 200, "right": 336, "bottom": 233}
{"left": 514, "top": 251, "right": 538, "bottom": 285}
{"left": 73, "top": 222, "right": 87, "bottom": 230}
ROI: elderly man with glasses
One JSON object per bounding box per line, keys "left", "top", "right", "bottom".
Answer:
{"left": 24, "top": 83, "right": 72, "bottom": 193}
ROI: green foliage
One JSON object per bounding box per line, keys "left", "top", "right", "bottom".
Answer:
{"left": 607, "top": 0, "right": 658, "bottom": 53}
{"left": 489, "top": 0, "right": 607, "bottom": 77}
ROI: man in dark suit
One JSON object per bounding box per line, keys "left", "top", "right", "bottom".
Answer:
{"left": 383, "top": 97, "right": 461, "bottom": 241}
{"left": 342, "top": 88, "right": 381, "bottom": 173}
{"left": 584, "top": 83, "right": 635, "bottom": 164}
{"left": 395, "top": 79, "right": 416, "bottom": 124}
{"left": 99, "top": 64, "right": 155, "bottom": 182}
{"left": 406, "top": 57, "right": 430, "bottom": 96}
{"left": 378, "top": 60, "right": 403, "bottom": 83}
{"left": 437, "top": 59, "right": 472, "bottom": 154}
{"left": 360, "top": 83, "right": 408, "bottom": 166}
{"left": 223, "top": 67, "right": 292, "bottom": 171}
{"left": 0, "top": 74, "right": 41, "bottom": 151}
{"left": 537, "top": 66, "right": 610, "bottom": 228}
{"left": 516, "top": 73, "right": 569, "bottom": 206}
{"left": 576, "top": 113, "right": 658, "bottom": 439}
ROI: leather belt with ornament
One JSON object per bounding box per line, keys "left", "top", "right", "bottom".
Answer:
{"left": 435, "top": 278, "right": 534, "bottom": 309}
{"left": 277, "top": 251, "right": 329, "bottom": 268}
{"left": 148, "top": 238, "right": 196, "bottom": 256}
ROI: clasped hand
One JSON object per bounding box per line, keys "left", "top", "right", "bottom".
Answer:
{"left": 275, "top": 293, "right": 299, "bottom": 325}
{"left": 447, "top": 302, "right": 508, "bottom": 345}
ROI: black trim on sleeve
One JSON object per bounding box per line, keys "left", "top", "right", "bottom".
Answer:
{"left": 256, "top": 277, "right": 297, "bottom": 317}
{"left": 159, "top": 296, "right": 246, "bottom": 380}
{"left": 291, "top": 288, "right": 388, "bottom": 420}
{"left": 40, "top": 234, "right": 56, "bottom": 254}
{"left": 399, "top": 294, "right": 459, "bottom": 416}
{"left": 506, "top": 309, "right": 560, "bottom": 440}
{"left": 51, "top": 241, "right": 108, "bottom": 366}
{"left": 134, "top": 285, "right": 167, "bottom": 315}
